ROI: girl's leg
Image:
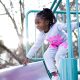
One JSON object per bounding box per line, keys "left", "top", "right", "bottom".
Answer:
{"left": 43, "top": 47, "right": 58, "bottom": 73}
{"left": 55, "top": 41, "right": 68, "bottom": 71}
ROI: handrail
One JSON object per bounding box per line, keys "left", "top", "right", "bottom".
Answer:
{"left": 53, "top": 0, "right": 62, "bottom": 12}
{"left": 55, "top": 11, "right": 80, "bottom": 14}
{"left": 50, "top": 0, "right": 57, "bottom": 10}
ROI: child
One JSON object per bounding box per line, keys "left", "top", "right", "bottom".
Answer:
{"left": 22, "top": 8, "right": 79, "bottom": 80}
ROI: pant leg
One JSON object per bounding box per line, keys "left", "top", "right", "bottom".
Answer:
{"left": 43, "top": 47, "right": 58, "bottom": 73}
{"left": 55, "top": 41, "right": 68, "bottom": 70}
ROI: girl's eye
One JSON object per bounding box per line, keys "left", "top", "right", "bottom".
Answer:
{"left": 37, "top": 21, "right": 41, "bottom": 24}
{"left": 35, "top": 22, "right": 39, "bottom": 25}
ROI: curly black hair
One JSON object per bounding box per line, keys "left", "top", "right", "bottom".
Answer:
{"left": 36, "top": 8, "right": 57, "bottom": 27}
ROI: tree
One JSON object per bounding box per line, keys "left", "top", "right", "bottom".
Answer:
{"left": 0, "top": 0, "right": 26, "bottom": 68}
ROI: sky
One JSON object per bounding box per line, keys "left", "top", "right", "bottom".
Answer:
{"left": 0, "top": 0, "right": 20, "bottom": 49}
{"left": 0, "top": 15, "right": 19, "bottom": 49}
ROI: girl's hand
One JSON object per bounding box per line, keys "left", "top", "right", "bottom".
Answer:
{"left": 22, "top": 57, "right": 29, "bottom": 65}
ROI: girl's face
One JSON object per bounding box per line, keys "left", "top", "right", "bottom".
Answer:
{"left": 35, "top": 16, "right": 49, "bottom": 33}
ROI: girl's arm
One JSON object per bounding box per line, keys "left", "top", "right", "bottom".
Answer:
{"left": 58, "top": 22, "right": 79, "bottom": 31}
{"left": 26, "top": 32, "right": 45, "bottom": 59}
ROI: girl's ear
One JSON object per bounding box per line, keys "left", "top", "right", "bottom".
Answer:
{"left": 46, "top": 20, "right": 49, "bottom": 25}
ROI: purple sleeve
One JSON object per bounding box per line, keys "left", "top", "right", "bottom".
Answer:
{"left": 57, "top": 22, "right": 77, "bottom": 31}
{"left": 26, "top": 32, "right": 45, "bottom": 59}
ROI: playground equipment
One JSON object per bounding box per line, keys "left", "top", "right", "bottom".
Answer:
{"left": 0, "top": 61, "right": 50, "bottom": 80}
{"left": 59, "top": 0, "right": 80, "bottom": 80}
{"left": 0, "top": 0, "right": 80, "bottom": 80}
{"left": 26, "top": 0, "right": 80, "bottom": 80}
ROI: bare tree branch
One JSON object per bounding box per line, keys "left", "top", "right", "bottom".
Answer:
{"left": 0, "top": 58, "right": 15, "bottom": 66}
{"left": 0, "top": 0, "right": 20, "bottom": 36}
{"left": 19, "top": 0, "right": 25, "bottom": 34}
{"left": 0, "top": 43, "right": 22, "bottom": 64}
{"left": 0, "top": 0, "right": 26, "bottom": 66}
{"left": 70, "top": 0, "right": 75, "bottom": 8}
{"left": 0, "top": 13, "right": 7, "bottom": 15}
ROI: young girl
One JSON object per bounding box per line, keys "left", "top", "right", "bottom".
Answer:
{"left": 22, "top": 8, "right": 78, "bottom": 80}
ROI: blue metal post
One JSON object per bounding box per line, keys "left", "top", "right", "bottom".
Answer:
{"left": 60, "top": 58, "right": 78, "bottom": 80}
{"left": 59, "top": 0, "right": 78, "bottom": 80}
{"left": 53, "top": 0, "right": 62, "bottom": 12}
{"left": 66, "top": 0, "right": 73, "bottom": 58}
{"left": 50, "top": 0, "right": 57, "bottom": 10}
